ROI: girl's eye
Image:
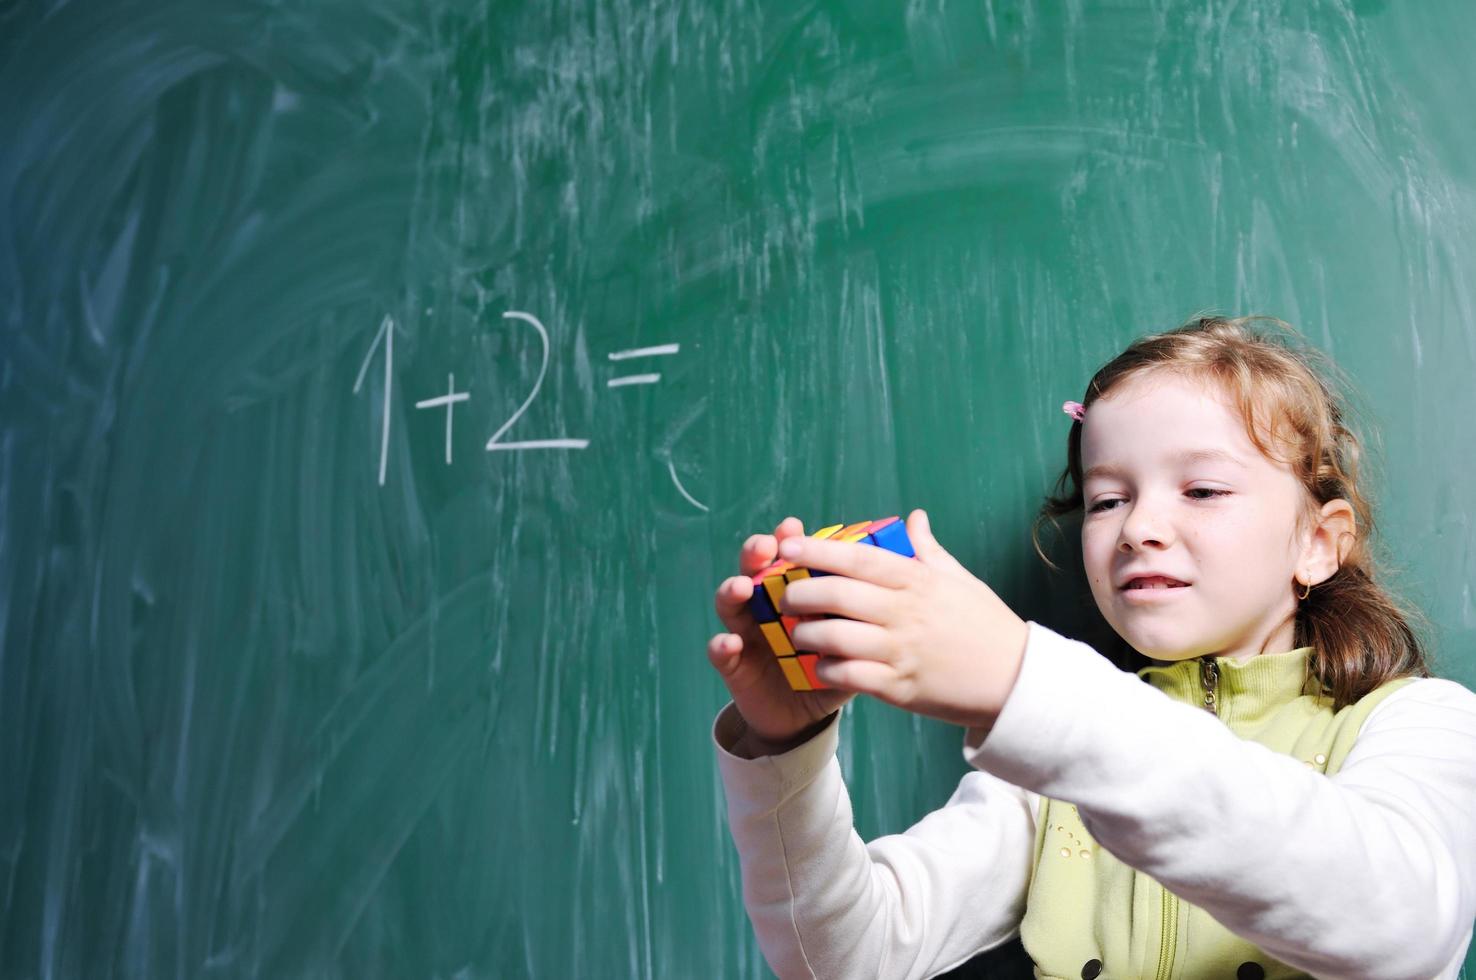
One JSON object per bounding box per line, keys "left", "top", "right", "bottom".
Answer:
{"left": 1087, "top": 488, "right": 1229, "bottom": 513}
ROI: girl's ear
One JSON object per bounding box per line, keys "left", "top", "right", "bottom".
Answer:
{"left": 1301, "top": 498, "right": 1356, "bottom": 586}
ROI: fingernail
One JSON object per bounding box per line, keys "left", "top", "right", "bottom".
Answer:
{"left": 779, "top": 539, "right": 800, "bottom": 559}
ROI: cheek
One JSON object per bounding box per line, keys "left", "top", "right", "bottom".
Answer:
{"left": 1199, "top": 511, "right": 1265, "bottom": 556}
{"left": 1082, "top": 514, "right": 1118, "bottom": 545}
{"left": 1080, "top": 525, "right": 1115, "bottom": 580}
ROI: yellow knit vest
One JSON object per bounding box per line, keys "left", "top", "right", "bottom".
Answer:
{"left": 1020, "top": 646, "right": 1419, "bottom": 980}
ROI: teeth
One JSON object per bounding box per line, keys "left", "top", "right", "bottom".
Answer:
{"left": 1129, "top": 579, "right": 1185, "bottom": 590}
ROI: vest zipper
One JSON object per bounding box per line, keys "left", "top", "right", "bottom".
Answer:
{"left": 1148, "top": 658, "right": 1218, "bottom": 978}
{"left": 1199, "top": 656, "right": 1219, "bottom": 717}
{"left": 1155, "top": 886, "right": 1179, "bottom": 980}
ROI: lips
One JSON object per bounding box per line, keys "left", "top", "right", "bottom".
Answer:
{"left": 1121, "top": 575, "right": 1190, "bottom": 591}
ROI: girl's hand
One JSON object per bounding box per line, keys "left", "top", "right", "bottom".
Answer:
{"left": 709, "top": 517, "right": 857, "bottom": 752}
{"left": 775, "top": 509, "right": 1029, "bottom": 730}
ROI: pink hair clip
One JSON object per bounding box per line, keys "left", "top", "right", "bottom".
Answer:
{"left": 1062, "top": 400, "right": 1086, "bottom": 423}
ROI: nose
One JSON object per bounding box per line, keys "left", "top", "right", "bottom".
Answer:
{"left": 1117, "top": 495, "right": 1174, "bottom": 552}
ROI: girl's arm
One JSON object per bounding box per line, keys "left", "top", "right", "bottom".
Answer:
{"left": 714, "top": 701, "right": 1036, "bottom": 980}
{"left": 966, "top": 622, "right": 1476, "bottom": 980}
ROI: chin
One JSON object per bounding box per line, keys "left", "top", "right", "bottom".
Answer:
{"left": 1133, "top": 646, "right": 1202, "bottom": 663}
{"left": 1115, "top": 628, "right": 1204, "bottom": 662}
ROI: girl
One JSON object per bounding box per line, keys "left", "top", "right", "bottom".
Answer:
{"left": 707, "top": 316, "right": 1476, "bottom": 979}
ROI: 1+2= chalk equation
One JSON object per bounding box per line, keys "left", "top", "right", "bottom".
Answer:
{"left": 352, "top": 311, "right": 710, "bottom": 512}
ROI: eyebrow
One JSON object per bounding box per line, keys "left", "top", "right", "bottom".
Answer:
{"left": 1082, "top": 448, "right": 1247, "bottom": 483}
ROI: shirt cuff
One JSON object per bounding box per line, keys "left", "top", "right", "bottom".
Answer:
{"left": 712, "top": 701, "right": 844, "bottom": 810}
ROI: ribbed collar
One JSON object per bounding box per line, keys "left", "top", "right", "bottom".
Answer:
{"left": 1137, "top": 646, "right": 1317, "bottom": 728}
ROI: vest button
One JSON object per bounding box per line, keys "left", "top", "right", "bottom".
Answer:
{"left": 1081, "top": 959, "right": 1103, "bottom": 979}
{"left": 1237, "top": 963, "right": 1265, "bottom": 980}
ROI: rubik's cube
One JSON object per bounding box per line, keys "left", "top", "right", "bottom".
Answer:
{"left": 748, "top": 516, "right": 917, "bottom": 691}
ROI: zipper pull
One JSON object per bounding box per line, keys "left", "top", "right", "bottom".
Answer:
{"left": 1199, "top": 656, "right": 1219, "bottom": 716}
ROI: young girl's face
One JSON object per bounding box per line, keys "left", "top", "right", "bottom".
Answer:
{"left": 1079, "top": 372, "right": 1310, "bottom": 663}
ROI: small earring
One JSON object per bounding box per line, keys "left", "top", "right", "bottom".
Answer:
{"left": 1297, "top": 576, "right": 1312, "bottom": 601}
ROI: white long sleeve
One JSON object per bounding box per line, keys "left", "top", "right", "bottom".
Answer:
{"left": 964, "top": 621, "right": 1476, "bottom": 980}
{"left": 712, "top": 702, "right": 1036, "bottom": 980}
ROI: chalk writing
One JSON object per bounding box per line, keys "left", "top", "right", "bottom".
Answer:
{"left": 486, "top": 311, "right": 590, "bottom": 451}
{"left": 354, "top": 314, "right": 707, "bottom": 511}
{"left": 351, "top": 314, "right": 395, "bottom": 486}
{"left": 606, "top": 343, "right": 680, "bottom": 387}
{"left": 414, "top": 374, "right": 469, "bottom": 464}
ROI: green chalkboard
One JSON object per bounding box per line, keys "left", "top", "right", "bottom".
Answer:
{"left": 4, "top": 0, "right": 1475, "bottom": 975}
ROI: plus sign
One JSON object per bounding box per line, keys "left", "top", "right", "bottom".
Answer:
{"left": 415, "top": 374, "right": 470, "bottom": 464}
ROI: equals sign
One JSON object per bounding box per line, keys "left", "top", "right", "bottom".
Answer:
{"left": 606, "top": 343, "right": 680, "bottom": 386}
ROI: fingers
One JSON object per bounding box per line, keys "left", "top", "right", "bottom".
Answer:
{"left": 739, "top": 532, "right": 781, "bottom": 577}
{"left": 780, "top": 575, "right": 896, "bottom": 625}
{"left": 773, "top": 515, "right": 806, "bottom": 540}
{"left": 905, "top": 509, "right": 968, "bottom": 576}
{"left": 788, "top": 617, "right": 892, "bottom": 663}
{"left": 739, "top": 516, "right": 805, "bottom": 577}
{"left": 777, "top": 536, "right": 919, "bottom": 590}
{"left": 713, "top": 575, "right": 756, "bottom": 632}
{"left": 812, "top": 655, "right": 896, "bottom": 696}
{"left": 707, "top": 631, "right": 744, "bottom": 677}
